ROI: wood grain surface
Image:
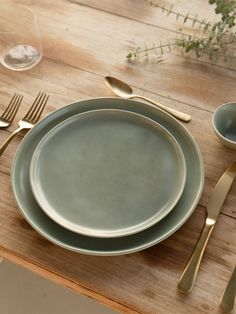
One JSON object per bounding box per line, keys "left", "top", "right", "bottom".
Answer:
{"left": 0, "top": 1, "right": 236, "bottom": 313}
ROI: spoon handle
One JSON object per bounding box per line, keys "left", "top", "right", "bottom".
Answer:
{"left": 133, "top": 95, "right": 191, "bottom": 122}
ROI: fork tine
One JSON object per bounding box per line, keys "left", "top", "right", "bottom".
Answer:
{"left": 24, "top": 92, "right": 45, "bottom": 120}
{"left": 9, "top": 95, "right": 23, "bottom": 120}
{"left": 4, "top": 94, "right": 23, "bottom": 121}
{"left": 32, "top": 94, "right": 49, "bottom": 123}
{"left": 1, "top": 93, "right": 18, "bottom": 119}
{"left": 30, "top": 93, "right": 47, "bottom": 121}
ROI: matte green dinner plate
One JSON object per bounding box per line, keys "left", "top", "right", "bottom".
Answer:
{"left": 30, "top": 109, "right": 186, "bottom": 238}
{"left": 12, "top": 98, "right": 204, "bottom": 255}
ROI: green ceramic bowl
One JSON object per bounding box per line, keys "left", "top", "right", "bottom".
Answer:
{"left": 213, "top": 102, "right": 236, "bottom": 150}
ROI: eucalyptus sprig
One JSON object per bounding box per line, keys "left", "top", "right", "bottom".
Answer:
{"left": 127, "top": 0, "right": 236, "bottom": 63}
{"left": 149, "top": 1, "right": 211, "bottom": 31}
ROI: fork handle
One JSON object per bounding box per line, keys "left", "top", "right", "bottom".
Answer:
{"left": 178, "top": 221, "right": 215, "bottom": 294}
{"left": 0, "top": 126, "right": 24, "bottom": 157}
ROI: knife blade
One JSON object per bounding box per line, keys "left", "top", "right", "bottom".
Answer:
{"left": 207, "top": 162, "right": 236, "bottom": 221}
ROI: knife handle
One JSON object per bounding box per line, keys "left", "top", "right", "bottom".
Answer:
{"left": 220, "top": 265, "right": 236, "bottom": 313}
{"left": 178, "top": 219, "right": 214, "bottom": 294}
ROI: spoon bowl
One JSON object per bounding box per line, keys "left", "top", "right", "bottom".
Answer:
{"left": 105, "top": 76, "right": 133, "bottom": 98}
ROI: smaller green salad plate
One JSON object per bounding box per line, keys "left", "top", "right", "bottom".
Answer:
{"left": 30, "top": 109, "right": 186, "bottom": 238}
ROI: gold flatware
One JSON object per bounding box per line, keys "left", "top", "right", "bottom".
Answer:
{"left": 178, "top": 162, "right": 236, "bottom": 294}
{"left": 0, "top": 92, "right": 49, "bottom": 157}
{"left": 104, "top": 76, "right": 191, "bottom": 122}
{"left": 220, "top": 265, "right": 236, "bottom": 313}
{"left": 0, "top": 93, "right": 23, "bottom": 128}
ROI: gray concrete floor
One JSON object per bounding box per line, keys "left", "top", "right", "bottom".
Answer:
{"left": 0, "top": 259, "right": 117, "bottom": 314}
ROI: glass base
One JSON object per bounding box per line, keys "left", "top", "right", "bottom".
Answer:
{"left": 1, "top": 44, "right": 42, "bottom": 71}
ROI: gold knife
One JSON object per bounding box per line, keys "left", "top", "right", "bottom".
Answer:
{"left": 220, "top": 265, "right": 236, "bottom": 313}
{"left": 178, "top": 162, "right": 236, "bottom": 294}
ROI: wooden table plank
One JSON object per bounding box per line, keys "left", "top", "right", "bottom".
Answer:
{"left": 0, "top": 171, "right": 235, "bottom": 314}
{"left": 69, "top": 0, "right": 218, "bottom": 32}
{"left": 72, "top": 0, "right": 236, "bottom": 71}
{"left": 12, "top": 0, "right": 236, "bottom": 113}
{"left": 0, "top": 1, "right": 236, "bottom": 313}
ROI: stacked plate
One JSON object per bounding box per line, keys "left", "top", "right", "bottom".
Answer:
{"left": 12, "top": 98, "right": 204, "bottom": 255}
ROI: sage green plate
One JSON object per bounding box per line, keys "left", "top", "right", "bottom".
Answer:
{"left": 12, "top": 98, "right": 204, "bottom": 255}
{"left": 30, "top": 109, "right": 186, "bottom": 238}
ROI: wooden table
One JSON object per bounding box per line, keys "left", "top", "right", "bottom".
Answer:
{"left": 1, "top": 1, "right": 236, "bottom": 313}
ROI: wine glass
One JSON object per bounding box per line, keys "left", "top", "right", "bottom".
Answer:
{"left": 0, "top": 4, "right": 42, "bottom": 71}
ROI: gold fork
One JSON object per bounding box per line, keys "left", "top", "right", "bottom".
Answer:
{"left": 0, "top": 93, "right": 23, "bottom": 129}
{"left": 0, "top": 92, "right": 49, "bottom": 157}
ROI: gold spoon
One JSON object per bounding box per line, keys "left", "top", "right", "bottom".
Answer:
{"left": 104, "top": 76, "right": 191, "bottom": 122}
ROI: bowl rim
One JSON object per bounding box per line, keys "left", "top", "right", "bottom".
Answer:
{"left": 212, "top": 102, "right": 236, "bottom": 145}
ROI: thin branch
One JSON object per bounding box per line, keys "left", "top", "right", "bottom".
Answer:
{"left": 148, "top": 1, "right": 212, "bottom": 30}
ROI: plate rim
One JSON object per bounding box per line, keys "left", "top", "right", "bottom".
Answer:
{"left": 29, "top": 108, "right": 187, "bottom": 238}
{"left": 11, "top": 97, "right": 204, "bottom": 255}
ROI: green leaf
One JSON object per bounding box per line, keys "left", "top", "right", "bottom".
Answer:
{"left": 126, "top": 52, "right": 133, "bottom": 59}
